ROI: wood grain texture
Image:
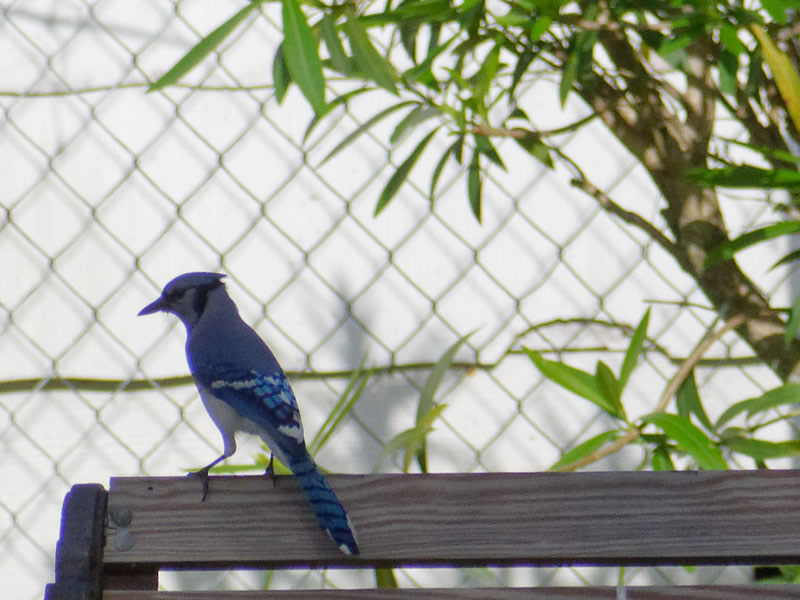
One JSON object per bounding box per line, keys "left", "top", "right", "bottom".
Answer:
{"left": 103, "top": 586, "right": 800, "bottom": 599}
{"left": 104, "top": 471, "right": 800, "bottom": 569}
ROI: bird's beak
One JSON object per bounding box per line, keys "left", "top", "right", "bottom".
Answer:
{"left": 138, "top": 296, "right": 166, "bottom": 316}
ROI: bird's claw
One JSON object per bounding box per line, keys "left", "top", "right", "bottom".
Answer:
{"left": 263, "top": 454, "right": 277, "bottom": 488}
{"left": 189, "top": 468, "right": 211, "bottom": 502}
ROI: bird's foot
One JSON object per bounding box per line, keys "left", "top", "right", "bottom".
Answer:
{"left": 263, "top": 454, "right": 277, "bottom": 487}
{"left": 188, "top": 468, "right": 211, "bottom": 502}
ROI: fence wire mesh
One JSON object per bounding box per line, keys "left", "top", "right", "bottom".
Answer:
{"left": 0, "top": 1, "right": 795, "bottom": 598}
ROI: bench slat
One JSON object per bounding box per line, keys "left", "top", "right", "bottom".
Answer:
{"left": 102, "top": 585, "right": 800, "bottom": 599}
{"left": 104, "top": 471, "right": 800, "bottom": 569}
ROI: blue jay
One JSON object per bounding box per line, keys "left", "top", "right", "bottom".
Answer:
{"left": 139, "top": 272, "right": 359, "bottom": 555}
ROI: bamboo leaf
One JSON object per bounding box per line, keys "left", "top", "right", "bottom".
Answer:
{"left": 726, "top": 436, "right": 800, "bottom": 461}
{"left": 676, "top": 370, "right": 712, "bottom": 432}
{"left": 467, "top": 148, "right": 482, "bottom": 222}
{"left": 525, "top": 349, "right": 615, "bottom": 415}
{"left": 785, "top": 292, "right": 800, "bottom": 344}
{"left": 308, "top": 355, "right": 371, "bottom": 455}
{"left": 595, "top": 361, "right": 623, "bottom": 420}
{"left": 718, "top": 137, "right": 800, "bottom": 166}
{"left": 272, "top": 43, "right": 291, "bottom": 104}
{"left": 641, "top": 413, "right": 727, "bottom": 470}
{"left": 651, "top": 446, "right": 676, "bottom": 471}
{"left": 375, "top": 568, "right": 399, "bottom": 588}
{"left": 704, "top": 221, "right": 800, "bottom": 268}
{"left": 303, "top": 88, "right": 372, "bottom": 143}
{"left": 548, "top": 430, "right": 620, "bottom": 471}
{"left": 513, "top": 132, "right": 553, "bottom": 168}
{"left": 319, "top": 101, "right": 417, "bottom": 165}
{"left": 343, "top": 7, "right": 398, "bottom": 93}
{"left": 474, "top": 134, "right": 506, "bottom": 170}
{"left": 716, "top": 384, "right": 800, "bottom": 430}
{"left": 281, "top": 0, "right": 325, "bottom": 113}
{"left": 390, "top": 104, "right": 440, "bottom": 145}
{"left": 320, "top": 13, "right": 353, "bottom": 75}
{"left": 374, "top": 404, "right": 448, "bottom": 473}
{"left": 772, "top": 248, "right": 800, "bottom": 271}
{"left": 686, "top": 165, "right": 800, "bottom": 189}
{"left": 149, "top": 1, "right": 260, "bottom": 91}
{"left": 718, "top": 50, "right": 738, "bottom": 97}
{"left": 752, "top": 25, "right": 800, "bottom": 134}
{"left": 375, "top": 128, "right": 439, "bottom": 216}
{"left": 619, "top": 308, "right": 650, "bottom": 390}
{"left": 414, "top": 333, "right": 474, "bottom": 472}
{"left": 430, "top": 136, "right": 461, "bottom": 198}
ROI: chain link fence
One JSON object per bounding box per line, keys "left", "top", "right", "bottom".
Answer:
{"left": 1, "top": 1, "right": 794, "bottom": 597}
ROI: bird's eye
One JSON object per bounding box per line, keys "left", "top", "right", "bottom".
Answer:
{"left": 165, "top": 290, "right": 184, "bottom": 303}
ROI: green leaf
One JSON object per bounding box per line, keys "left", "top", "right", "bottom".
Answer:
{"left": 474, "top": 135, "right": 505, "bottom": 170}
{"left": 513, "top": 132, "right": 553, "bottom": 169}
{"left": 375, "top": 568, "right": 399, "bottom": 588}
{"left": 320, "top": 13, "right": 354, "bottom": 75}
{"left": 548, "top": 430, "right": 620, "bottom": 471}
{"left": 399, "top": 20, "right": 420, "bottom": 62}
{"left": 752, "top": 25, "right": 800, "bottom": 134}
{"left": 414, "top": 333, "right": 474, "bottom": 472}
{"left": 529, "top": 16, "right": 552, "bottom": 41}
{"left": 686, "top": 165, "right": 800, "bottom": 189}
{"left": 149, "top": 1, "right": 260, "bottom": 91}
{"left": 719, "top": 23, "right": 746, "bottom": 55}
{"left": 509, "top": 48, "right": 537, "bottom": 102}
{"left": 718, "top": 50, "right": 738, "bottom": 97}
{"left": 595, "top": 361, "right": 624, "bottom": 420}
{"left": 343, "top": 8, "right": 398, "bottom": 94}
{"left": 281, "top": 0, "right": 325, "bottom": 113}
{"left": 704, "top": 221, "right": 800, "bottom": 268}
{"left": 319, "top": 101, "right": 417, "bottom": 165}
{"left": 651, "top": 446, "right": 676, "bottom": 471}
{"left": 374, "top": 404, "right": 448, "bottom": 473}
{"left": 772, "top": 248, "right": 800, "bottom": 271}
{"left": 524, "top": 349, "right": 615, "bottom": 415}
{"left": 272, "top": 44, "right": 291, "bottom": 104}
{"left": 472, "top": 41, "right": 501, "bottom": 114}
{"left": 558, "top": 47, "right": 579, "bottom": 106}
{"left": 389, "top": 104, "right": 441, "bottom": 145}
{"left": 718, "top": 137, "right": 800, "bottom": 166}
{"left": 430, "top": 136, "right": 461, "bottom": 198}
{"left": 302, "top": 88, "right": 372, "bottom": 143}
{"left": 676, "top": 370, "right": 712, "bottom": 432}
{"left": 657, "top": 33, "right": 694, "bottom": 60}
{"left": 760, "top": 0, "right": 790, "bottom": 24}
{"left": 467, "top": 148, "right": 482, "bottom": 222}
{"left": 384, "top": 0, "right": 454, "bottom": 21}
{"left": 403, "top": 32, "right": 456, "bottom": 85}
{"left": 726, "top": 436, "right": 800, "bottom": 461}
{"left": 716, "top": 384, "right": 800, "bottom": 430}
{"left": 308, "top": 355, "right": 371, "bottom": 455}
{"left": 559, "top": 25, "right": 597, "bottom": 105}
{"left": 375, "top": 128, "right": 439, "bottom": 216}
{"left": 619, "top": 308, "right": 650, "bottom": 391}
{"left": 785, "top": 292, "right": 800, "bottom": 344}
{"left": 641, "top": 413, "right": 727, "bottom": 470}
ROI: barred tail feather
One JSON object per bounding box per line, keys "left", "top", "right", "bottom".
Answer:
{"left": 290, "top": 456, "right": 359, "bottom": 555}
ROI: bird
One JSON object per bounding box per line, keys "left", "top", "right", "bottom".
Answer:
{"left": 138, "top": 272, "right": 359, "bottom": 555}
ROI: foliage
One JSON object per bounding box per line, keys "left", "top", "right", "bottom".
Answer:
{"left": 151, "top": 1, "right": 800, "bottom": 580}
{"left": 151, "top": 0, "right": 800, "bottom": 474}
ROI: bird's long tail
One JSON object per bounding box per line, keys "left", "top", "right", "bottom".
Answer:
{"left": 289, "top": 454, "right": 359, "bottom": 555}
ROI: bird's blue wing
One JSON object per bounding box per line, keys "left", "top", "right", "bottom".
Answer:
{"left": 193, "top": 362, "right": 306, "bottom": 457}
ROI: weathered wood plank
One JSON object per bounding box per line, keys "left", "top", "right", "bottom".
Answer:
{"left": 103, "top": 586, "right": 800, "bottom": 599}
{"left": 104, "top": 471, "right": 800, "bottom": 569}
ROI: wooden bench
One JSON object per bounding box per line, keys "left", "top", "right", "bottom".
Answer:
{"left": 44, "top": 471, "right": 800, "bottom": 599}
